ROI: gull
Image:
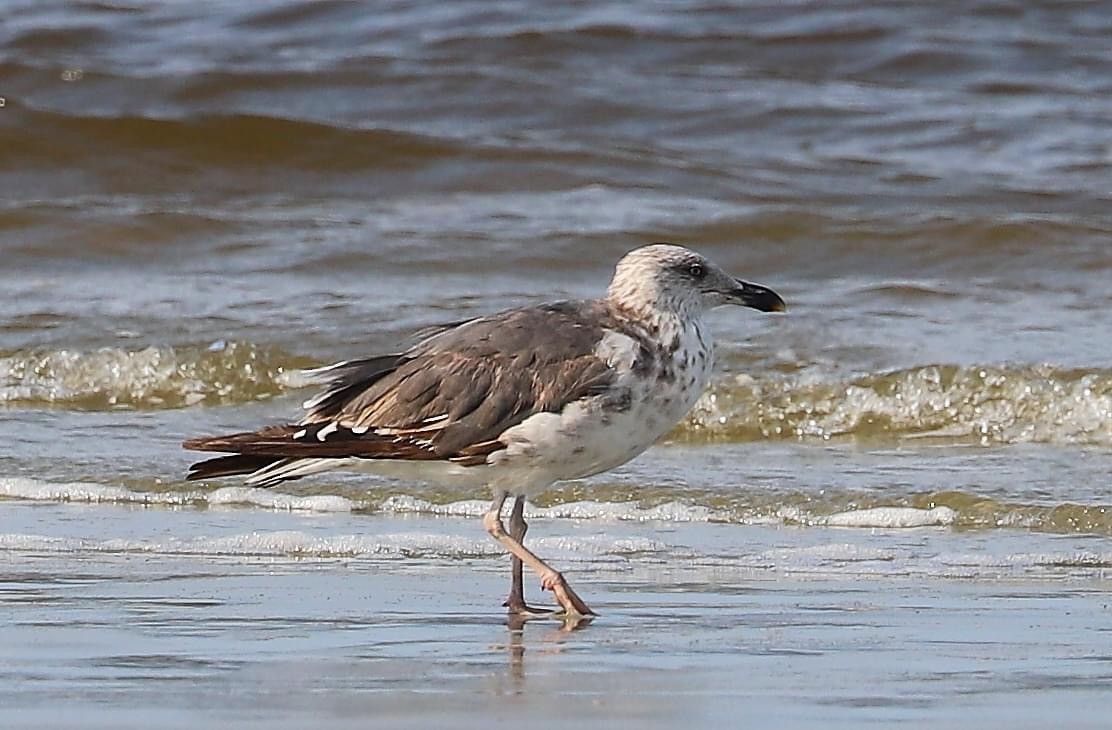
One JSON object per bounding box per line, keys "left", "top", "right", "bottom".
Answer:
{"left": 184, "top": 244, "right": 785, "bottom": 619}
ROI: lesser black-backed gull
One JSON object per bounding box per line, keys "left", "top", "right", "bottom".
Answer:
{"left": 184, "top": 243, "right": 785, "bottom": 619}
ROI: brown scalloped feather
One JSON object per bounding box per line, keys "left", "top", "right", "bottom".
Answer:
{"left": 184, "top": 423, "right": 440, "bottom": 460}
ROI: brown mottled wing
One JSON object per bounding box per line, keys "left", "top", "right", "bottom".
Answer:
{"left": 302, "top": 301, "right": 619, "bottom": 458}
{"left": 298, "top": 354, "right": 406, "bottom": 421}
{"left": 185, "top": 301, "right": 623, "bottom": 476}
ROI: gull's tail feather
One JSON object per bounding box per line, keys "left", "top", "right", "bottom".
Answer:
{"left": 184, "top": 427, "right": 319, "bottom": 487}
{"left": 183, "top": 420, "right": 449, "bottom": 487}
{"left": 185, "top": 453, "right": 347, "bottom": 487}
{"left": 186, "top": 454, "right": 282, "bottom": 482}
{"left": 243, "top": 457, "right": 352, "bottom": 487}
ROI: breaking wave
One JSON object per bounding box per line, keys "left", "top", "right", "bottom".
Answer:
{"left": 681, "top": 363, "right": 1112, "bottom": 446}
{"left": 0, "top": 341, "right": 313, "bottom": 408}
{"left": 3, "top": 343, "right": 1110, "bottom": 447}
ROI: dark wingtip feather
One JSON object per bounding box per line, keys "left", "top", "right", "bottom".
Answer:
{"left": 186, "top": 454, "right": 279, "bottom": 481}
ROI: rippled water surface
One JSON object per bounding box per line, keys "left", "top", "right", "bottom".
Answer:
{"left": 2, "top": 1, "right": 1111, "bottom": 727}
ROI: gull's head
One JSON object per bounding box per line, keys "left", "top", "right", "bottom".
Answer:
{"left": 607, "top": 243, "right": 786, "bottom": 317}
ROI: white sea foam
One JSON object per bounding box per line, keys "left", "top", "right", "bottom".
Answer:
{"left": 824, "top": 506, "right": 957, "bottom": 528}
{"left": 205, "top": 487, "right": 361, "bottom": 512}
{"left": 0, "top": 478, "right": 951, "bottom": 529}
{"left": 759, "top": 543, "right": 898, "bottom": 563}
{"left": 0, "top": 477, "right": 361, "bottom": 512}
{"left": 779, "top": 505, "right": 956, "bottom": 528}
{"left": 0, "top": 530, "right": 490, "bottom": 558}
{"left": 0, "top": 478, "right": 150, "bottom": 504}
{"left": 0, "top": 529, "right": 665, "bottom": 560}
{"left": 379, "top": 494, "right": 728, "bottom": 523}
{"left": 937, "top": 551, "right": 1112, "bottom": 569}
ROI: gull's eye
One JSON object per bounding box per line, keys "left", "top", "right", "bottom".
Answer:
{"left": 688, "top": 263, "right": 705, "bottom": 279}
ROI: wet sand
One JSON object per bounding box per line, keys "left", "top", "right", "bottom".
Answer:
{"left": 4, "top": 500, "right": 1111, "bottom": 730}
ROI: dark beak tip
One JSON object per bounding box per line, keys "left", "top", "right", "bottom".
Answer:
{"left": 757, "top": 297, "right": 787, "bottom": 314}
{"left": 736, "top": 281, "right": 786, "bottom": 313}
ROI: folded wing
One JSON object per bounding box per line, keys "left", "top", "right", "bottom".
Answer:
{"left": 185, "top": 301, "right": 624, "bottom": 486}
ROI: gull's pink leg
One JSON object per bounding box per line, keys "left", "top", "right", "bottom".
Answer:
{"left": 484, "top": 493, "right": 596, "bottom": 618}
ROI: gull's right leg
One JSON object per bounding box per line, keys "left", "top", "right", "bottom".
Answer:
{"left": 503, "top": 495, "right": 550, "bottom": 616}
{"left": 483, "top": 492, "right": 595, "bottom": 618}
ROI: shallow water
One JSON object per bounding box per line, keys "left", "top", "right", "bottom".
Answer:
{"left": 2, "top": 0, "right": 1111, "bottom": 726}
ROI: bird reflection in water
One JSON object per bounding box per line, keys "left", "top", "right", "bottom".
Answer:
{"left": 499, "top": 612, "right": 594, "bottom": 690}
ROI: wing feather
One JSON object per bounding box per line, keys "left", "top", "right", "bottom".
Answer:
{"left": 185, "top": 301, "right": 643, "bottom": 483}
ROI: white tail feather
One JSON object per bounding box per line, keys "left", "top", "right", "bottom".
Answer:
{"left": 245, "top": 457, "right": 352, "bottom": 487}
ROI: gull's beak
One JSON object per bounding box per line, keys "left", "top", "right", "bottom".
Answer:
{"left": 731, "top": 279, "right": 786, "bottom": 312}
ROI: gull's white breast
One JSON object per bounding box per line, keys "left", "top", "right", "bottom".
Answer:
{"left": 488, "top": 317, "right": 713, "bottom": 495}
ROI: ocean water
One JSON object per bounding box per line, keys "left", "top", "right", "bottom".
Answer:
{"left": 2, "top": 1, "right": 1111, "bottom": 727}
